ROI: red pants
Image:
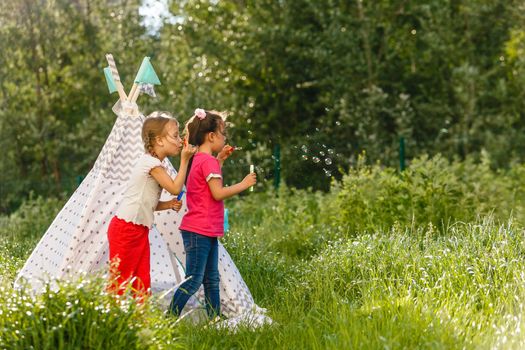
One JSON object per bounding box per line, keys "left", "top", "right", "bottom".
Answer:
{"left": 107, "top": 216, "right": 150, "bottom": 298}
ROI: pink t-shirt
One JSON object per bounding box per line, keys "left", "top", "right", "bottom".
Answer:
{"left": 180, "top": 152, "right": 224, "bottom": 237}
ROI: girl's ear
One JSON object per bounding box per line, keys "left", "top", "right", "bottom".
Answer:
{"left": 155, "top": 136, "right": 164, "bottom": 147}
{"left": 206, "top": 131, "right": 215, "bottom": 143}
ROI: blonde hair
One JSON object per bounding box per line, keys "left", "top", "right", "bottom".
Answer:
{"left": 142, "top": 111, "right": 178, "bottom": 155}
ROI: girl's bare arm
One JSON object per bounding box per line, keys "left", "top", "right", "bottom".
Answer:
{"left": 207, "top": 173, "right": 256, "bottom": 201}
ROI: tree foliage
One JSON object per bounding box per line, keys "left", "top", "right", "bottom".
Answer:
{"left": 1, "top": 0, "right": 525, "bottom": 211}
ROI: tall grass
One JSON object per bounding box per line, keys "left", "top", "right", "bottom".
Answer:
{"left": 0, "top": 277, "right": 183, "bottom": 349}
{"left": 2, "top": 154, "right": 525, "bottom": 349}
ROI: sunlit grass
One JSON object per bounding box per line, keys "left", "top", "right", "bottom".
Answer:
{"left": 3, "top": 159, "right": 525, "bottom": 348}
{"left": 0, "top": 274, "right": 183, "bottom": 349}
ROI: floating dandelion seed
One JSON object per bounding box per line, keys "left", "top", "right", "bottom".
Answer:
{"left": 312, "top": 157, "right": 320, "bottom": 163}
{"left": 301, "top": 145, "right": 308, "bottom": 153}
{"left": 319, "top": 151, "right": 325, "bottom": 156}
{"left": 336, "top": 121, "right": 341, "bottom": 126}
{"left": 328, "top": 149, "right": 334, "bottom": 155}
{"left": 325, "top": 158, "right": 332, "bottom": 165}
{"left": 324, "top": 168, "right": 332, "bottom": 176}
{"left": 302, "top": 155, "right": 309, "bottom": 161}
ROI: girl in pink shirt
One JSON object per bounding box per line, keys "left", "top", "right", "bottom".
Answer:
{"left": 170, "top": 108, "right": 256, "bottom": 319}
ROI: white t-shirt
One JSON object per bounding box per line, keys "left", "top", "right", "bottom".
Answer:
{"left": 115, "top": 153, "right": 164, "bottom": 228}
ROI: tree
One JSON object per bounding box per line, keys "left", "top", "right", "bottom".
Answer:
{"left": 0, "top": 0, "right": 155, "bottom": 212}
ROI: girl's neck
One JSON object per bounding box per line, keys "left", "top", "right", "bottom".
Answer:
{"left": 150, "top": 149, "right": 166, "bottom": 161}
{"left": 198, "top": 143, "right": 214, "bottom": 155}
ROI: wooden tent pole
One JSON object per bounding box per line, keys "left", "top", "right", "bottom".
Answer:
{"left": 128, "top": 83, "right": 138, "bottom": 103}
{"left": 105, "top": 54, "right": 127, "bottom": 102}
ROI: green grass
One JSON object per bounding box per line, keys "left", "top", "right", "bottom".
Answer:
{"left": 3, "top": 155, "right": 525, "bottom": 349}
{"left": 224, "top": 219, "right": 525, "bottom": 349}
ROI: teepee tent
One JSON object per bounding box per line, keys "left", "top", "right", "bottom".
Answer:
{"left": 15, "top": 54, "right": 270, "bottom": 326}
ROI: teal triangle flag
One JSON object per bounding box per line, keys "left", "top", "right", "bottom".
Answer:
{"left": 134, "top": 57, "right": 161, "bottom": 85}
{"left": 103, "top": 67, "right": 117, "bottom": 93}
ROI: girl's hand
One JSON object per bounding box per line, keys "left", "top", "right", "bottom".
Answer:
{"left": 217, "top": 145, "right": 234, "bottom": 162}
{"left": 181, "top": 139, "right": 197, "bottom": 161}
{"left": 241, "top": 172, "right": 257, "bottom": 190}
{"left": 169, "top": 199, "right": 183, "bottom": 212}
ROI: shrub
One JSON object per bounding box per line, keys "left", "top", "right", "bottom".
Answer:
{"left": 334, "top": 153, "right": 518, "bottom": 234}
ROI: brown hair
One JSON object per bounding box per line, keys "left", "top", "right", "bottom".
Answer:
{"left": 142, "top": 111, "right": 178, "bottom": 155}
{"left": 185, "top": 110, "right": 226, "bottom": 146}
{"left": 184, "top": 109, "right": 226, "bottom": 184}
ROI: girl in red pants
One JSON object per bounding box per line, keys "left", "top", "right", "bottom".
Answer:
{"left": 107, "top": 111, "right": 196, "bottom": 299}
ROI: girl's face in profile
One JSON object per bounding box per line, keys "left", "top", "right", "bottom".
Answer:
{"left": 212, "top": 122, "right": 227, "bottom": 153}
{"left": 162, "top": 121, "right": 183, "bottom": 156}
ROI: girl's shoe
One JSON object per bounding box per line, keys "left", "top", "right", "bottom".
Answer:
{"left": 208, "top": 315, "right": 222, "bottom": 325}
{"left": 204, "top": 315, "right": 227, "bottom": 329}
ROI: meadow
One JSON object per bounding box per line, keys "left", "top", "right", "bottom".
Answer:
{"left": 2, "top": 154, "right": 525, "bottom": 349}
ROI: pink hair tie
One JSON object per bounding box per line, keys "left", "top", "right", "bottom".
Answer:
{"left": 194, "top": 108, "right": 206, "bottom": 120}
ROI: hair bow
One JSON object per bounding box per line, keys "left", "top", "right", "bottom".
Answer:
{"left": 194, "top": 108, "right": 206, "bottom": 120}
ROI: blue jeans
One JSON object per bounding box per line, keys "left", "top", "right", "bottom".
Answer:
{"left": 170, "top": 230, "right": 220, "bottom": 318}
